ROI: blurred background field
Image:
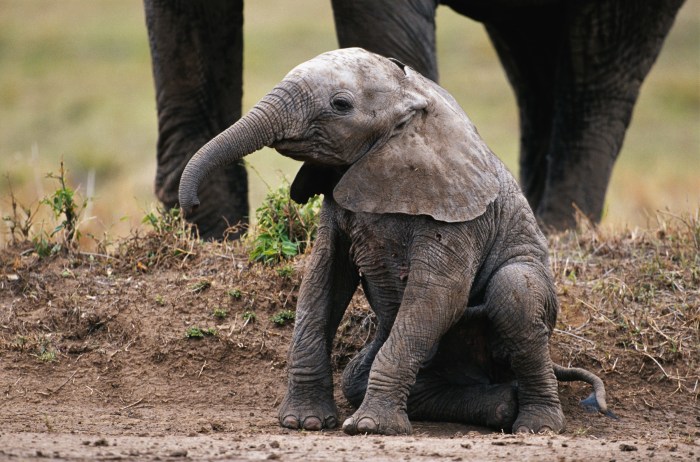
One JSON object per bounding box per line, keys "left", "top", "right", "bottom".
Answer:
{"left": 1, "top": 0, "right": 698, "bottom": 246}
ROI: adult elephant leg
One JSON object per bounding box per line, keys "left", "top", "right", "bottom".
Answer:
{"left": 144, "top": 0, "right": 247, "bottom": 239}
{"left": 482, "top": 6, "right": 565, "bottom": 217}
{"left": 279, "top": 202, "right": 360, "bottom": 431}
{"left": 538, "top": 0, "right": 684, "bottom": 230}
{"left": 331, "top": 0, "right": 439, "bottom": 81}
{"left": 484, "top": 262, "right": 563, "bottom": 433}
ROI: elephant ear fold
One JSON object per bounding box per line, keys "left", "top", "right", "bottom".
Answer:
{"left": 290, "top": 162, "right": 342, "bottom": 204}
{"left": 333, "top": 70, "right": 502, "bottom": 223}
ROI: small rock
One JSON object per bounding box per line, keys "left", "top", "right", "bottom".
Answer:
{"left": 619, "top": 444, "right": 638, "bottom": 452}
{"left": 269, "top": 441, "right": 280, "bottom": 449}
{"left": 169, "top": 449, "right": 188, "bottom": 457}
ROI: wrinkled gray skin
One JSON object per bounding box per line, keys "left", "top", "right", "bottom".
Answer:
{"left": 147, "top": 0, "right": 684, "bottom": 236}
{"left": 179, "top": 49, "right": 612, "bottom": 435}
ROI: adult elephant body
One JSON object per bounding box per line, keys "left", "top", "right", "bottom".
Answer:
{"left": 333, "top": 0, "right": 685, "bottom": 230}
{"left": 145, "top": 0, "right": 684, "bottom": 235}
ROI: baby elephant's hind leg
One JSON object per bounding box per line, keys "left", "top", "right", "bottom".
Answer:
{"left": 485, "top": 262, "right": 565, "bottom": 433}
{"left": 408, "top": 375, "right": 518, "bottom": 431}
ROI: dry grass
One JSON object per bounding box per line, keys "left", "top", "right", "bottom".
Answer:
{"left": 551, "top": 211, "right": 699, "bottom": 399}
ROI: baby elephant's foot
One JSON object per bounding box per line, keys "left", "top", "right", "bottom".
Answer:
{"left": 278, "top": 392, "right": 338, "bottom": 431}
{"left": 342, "top": 403, "right": 412, "bottom": 436}
{"left": 485, "top": 384, "right": 518, "bottom": 430}
{"left": 513, "top": 403, "right": 566, "bottom": 434}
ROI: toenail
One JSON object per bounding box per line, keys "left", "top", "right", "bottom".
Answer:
{"left": 281, "top": 415, "right": 300, "bottom": 429}
{"left": 356, "top": 417, "right": 377, "bottom": 433}
{"left": 302, "top": 416, "right": 322, "bottom": 430}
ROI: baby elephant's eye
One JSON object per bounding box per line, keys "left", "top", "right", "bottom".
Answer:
{"left": 331, "top": 95, "right": 354, "bottom": 113}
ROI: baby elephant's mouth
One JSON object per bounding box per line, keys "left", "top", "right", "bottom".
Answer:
{"left": 273, "top": 139, "right": 352, "bottom": 166}
{"left": 272, "top": 140, "right": 310, "bottom": 161}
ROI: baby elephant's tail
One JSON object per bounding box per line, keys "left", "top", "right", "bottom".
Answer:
{"left": 553, "top": 364, "right": 618, "bottom": 419}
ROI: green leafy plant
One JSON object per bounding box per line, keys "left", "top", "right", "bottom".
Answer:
{"left": 42, "top": 161, "right": 87, "bottom": 246}
{"left": 38, "top": 350, "right": 57, "bottom": 362}
{"left": 142, "top": 206, "right": 192, "bottom": 237}
{"left": 227, "top": 288, "right": 243, "bottom": 299}
{"left": 242, "top": 311, "right": 256, "bottom": 324}
{"left": 36, "top": 337, "right": 57, "bottom": 362}
{"left": 271, "top": 309, "right": 295, "bottom": 326}
{"left": 248, "top": 184, "right": 321, "bottom": 265}
{"left": 185, "top": 327, "right": 204, "bottom": 338}
{"left": 32, "top": 236, "right": 61, "bottom": 258}
{"left": 213, "top": 308, "right": 228, "bottom": 319}
{"left": 185, "top": 326, "right": 217, "bottom": 339}
{"left": 276, "top": 264, "right": 294, "bottom": 278}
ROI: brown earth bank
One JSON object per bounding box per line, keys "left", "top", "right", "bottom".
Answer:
{"left": 1, "top": 214, "right": 698, "bottom": 461}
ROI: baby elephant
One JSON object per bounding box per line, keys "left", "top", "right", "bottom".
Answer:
{"left": 179, "top": 48, "right": 612, "bottom": 435}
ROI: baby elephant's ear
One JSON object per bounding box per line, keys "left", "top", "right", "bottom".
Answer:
{"left": 333, "top": 71, "right": 502, "bottom": 223}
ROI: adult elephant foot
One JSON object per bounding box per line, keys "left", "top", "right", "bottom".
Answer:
{"left": 278, "top": 389, "right": 338, "bottom": 431}
{"left": 342, "top": 402, "right": 412, "bottom": 436}
{"left": 513, "top": 403, "right": 566, "bottom": 434}
{"left": 535, "top": 201, "right": 581, "bottom": 233}
{"left": 533, "top": 169, "right": 607, "bottom": 233}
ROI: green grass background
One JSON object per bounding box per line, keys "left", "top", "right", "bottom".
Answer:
{"left": 1, "top": 0, "right": 698, "bottom": 243}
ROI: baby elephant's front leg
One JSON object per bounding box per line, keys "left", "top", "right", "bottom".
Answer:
{"left": 343, "top": 270, "right": 469, "bottom": 435}
{"left": 279, "top": 225, "right": 358, "bottom": 431}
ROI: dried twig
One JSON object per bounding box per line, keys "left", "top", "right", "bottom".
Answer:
{"left": 553, "top": 328, "right": 596, "bottom": 346}
{"left": 119, "top": 397, "right": 145, "bottom": 411}
{"left": 36, "top": 369, "right": 78, "bottom": 396}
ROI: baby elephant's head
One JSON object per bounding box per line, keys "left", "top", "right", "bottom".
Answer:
{"left": 180, "top": 48, "right": 500, "bottom": 223}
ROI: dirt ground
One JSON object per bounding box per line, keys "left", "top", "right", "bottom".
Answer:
{"left": 1, "top": 218, "right": 698, "bottom": 461}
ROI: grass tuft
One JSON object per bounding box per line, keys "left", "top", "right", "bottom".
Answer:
{"left": 551, "top": 210, "right": 699, "bottom": 396}
{"left": 248, "top": 184, "right": 321, "bottom": 265}
{"left": 185, "top": 326, "right": 217, "bottom": 339}
{"left": 271, "top": 309, "right": 295, "bottom": 326}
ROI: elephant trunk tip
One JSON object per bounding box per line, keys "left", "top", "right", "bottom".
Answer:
{"left": 178, "top": 185, "right": 201, "bottom": 217}
{"left": 180, "top": 201, "right": 199, "bottom": 218}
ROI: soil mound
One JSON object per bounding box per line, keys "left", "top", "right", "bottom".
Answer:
{"left": 1, "top": 215, "right": 698, "bottom": 460}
